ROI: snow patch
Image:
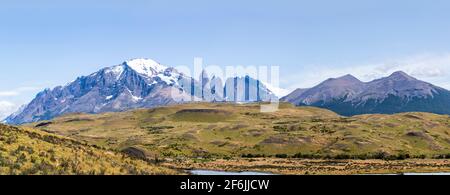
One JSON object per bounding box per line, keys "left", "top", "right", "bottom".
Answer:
{"left": 105, "top": 65, "right": 125, "bottom": 80}
{"left": 260, "top": 81, "right": 290, "bottom": 98}
{"left": 157, "top": 73, "right": 177, "bottom": 85}
{"left": 125, "top": 58, "right": 167, "bottom": 77}
{"left": 125, "top": 88, "right": 143, "bottom": 102}
{"left": 131, "top": 94, "right": 142, "bottom": 102}
{"left": 149, "top": 80, "right": 158, "bottom": 85}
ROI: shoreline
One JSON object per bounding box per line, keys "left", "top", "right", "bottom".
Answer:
{"left": 163, "top": 158, "right": 450, "bottom": 175}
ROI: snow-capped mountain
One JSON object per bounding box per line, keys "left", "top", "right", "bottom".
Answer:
{"left": 223, "top": 76, "right": 277, "bottom": 102}
{"left": 5, "top": 58, "right": 277, "bottom": 124}
{"left": 281, "top": 71, "right": 450, "bottom": 116}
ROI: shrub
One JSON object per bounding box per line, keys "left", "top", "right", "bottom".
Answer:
{"left": 275, "top": 154, "right": 288, "bottom": 158}
{"left": 241, "top": 154, "right": 266, "bottom": 158}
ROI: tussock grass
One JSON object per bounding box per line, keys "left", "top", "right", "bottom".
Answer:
{"left": 28, "top": 102, "right": 450, "bottom": 161}
{"left": 0, "top": 124, "right": 177, "bottom": 175}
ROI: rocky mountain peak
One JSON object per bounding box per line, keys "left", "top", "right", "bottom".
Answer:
{"left": 282, "top": 70, "right": 450, "bottom": 116}
{"left": 338, "top": 74, "right": 361, "bottom": 81}
{"left": 123, "top": 58, "right": 167, "bottom": 77}
{"left": 386, "top": 71, "right": 416, "bottom": 81}
{"left": 319, "top": 74, "right": 363, "bottom": 88}
{"left": 4, "top": 58, "right": 277, "bottom": 124}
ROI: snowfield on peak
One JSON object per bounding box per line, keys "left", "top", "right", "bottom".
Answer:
{"left": 124, "top": 58, "right": 167, "bottom": 77}
{"left": 260, "top": 81, "right": 290, "bottom": 98}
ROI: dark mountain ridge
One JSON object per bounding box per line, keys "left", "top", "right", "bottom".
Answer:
{"left": 282, "top": 71, "right": 450, "bottom": 116}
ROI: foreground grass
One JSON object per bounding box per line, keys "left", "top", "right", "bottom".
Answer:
{"left": 0, "top": 124, "right": 177, "bottom": 175}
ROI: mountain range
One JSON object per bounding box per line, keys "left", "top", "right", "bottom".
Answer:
{"left": 281, "top": 71, "right": 450, "bottom": 116}
{"left": 4, "top": 58, "right": 277, "bottom": 124}
{"left": 4, "top": 59, "right": 450, "bottom": 124}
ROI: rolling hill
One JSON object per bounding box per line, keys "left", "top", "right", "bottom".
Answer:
{"left": 0, "top": 123, "right": 175, "bottom": 175}
{"left": 27, "top": 102, "right": 450, "bottom": 160}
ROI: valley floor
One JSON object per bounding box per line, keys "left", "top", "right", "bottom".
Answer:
{"left": 164, "top": 158, "right": 450, "bottom": 175}
{"left": 22, "top": 102, "right": 450, "bottom": 175}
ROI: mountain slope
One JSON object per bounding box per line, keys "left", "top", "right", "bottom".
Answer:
{"left": 5, "top": 58, "right": 277, "bottom": 124}
{"left": 0, "top": 123, "right": 175, "bottom": 175}
{"left": 282, "top": 71, "right": 450, "bottom": 116}
{"left": 280, "top": 88, "right": 309, "bottom": 103}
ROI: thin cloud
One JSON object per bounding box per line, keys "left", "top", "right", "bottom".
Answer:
{"left": 0, "top": 91, "right": 19, "bottom": 97}
{"left": 0, "top": 86, "right": 40, "bottom": 97}
{"left": 365, "top": 53, "right": 450, "bottom": 80}
{"left": 285, "top": 53, "right": 450, "bottom": 91}
{"left": 0, "top": 101, "right": 16, "bottom": 121}
{"left": 0, "top": 86, "right": 41, "bottom": 120}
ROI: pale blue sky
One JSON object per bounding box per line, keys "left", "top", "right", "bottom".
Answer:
{"left": 1, "top": 0, "right": 450, "bottom": 119}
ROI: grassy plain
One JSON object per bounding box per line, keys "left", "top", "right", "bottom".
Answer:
{"left": 27, "top": 102, "right": 450, "bottom": 174}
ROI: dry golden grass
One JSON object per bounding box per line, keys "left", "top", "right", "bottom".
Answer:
{"left": 0, "top": 124, "right": 177, "bottom": 175}
{"left": 29, "top": 102, "right": 450, "bottom": 160}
